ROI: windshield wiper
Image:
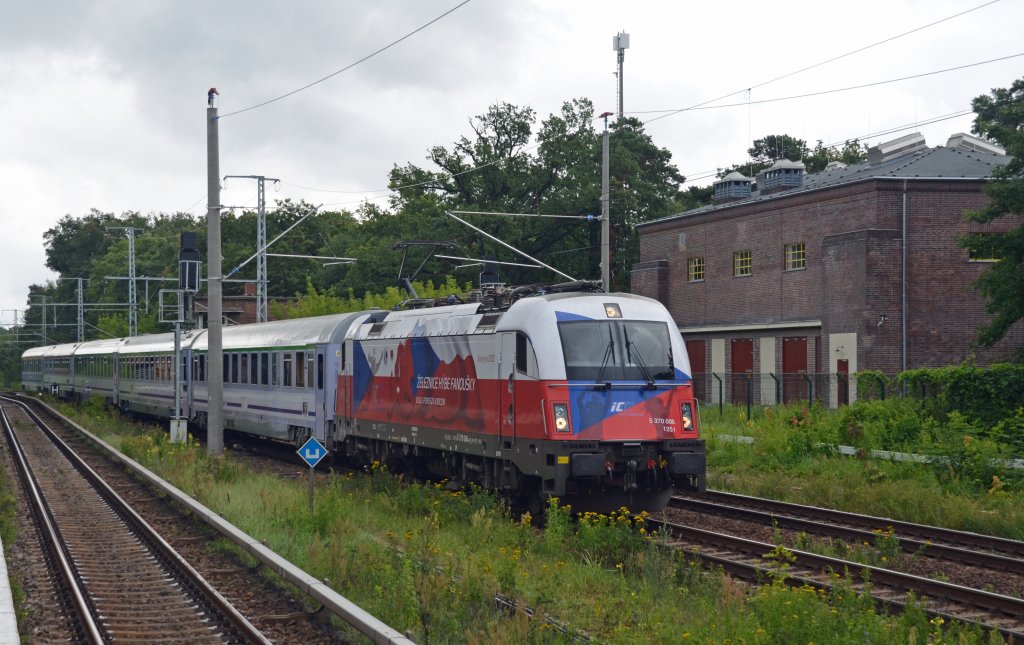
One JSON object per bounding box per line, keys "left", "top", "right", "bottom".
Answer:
{"left": 624, "top": 327, "right": 657, "bottom": 391}
{"left": 594, "top": 327, "right": 614, "bottom": 390}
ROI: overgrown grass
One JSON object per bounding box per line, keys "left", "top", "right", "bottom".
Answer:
{"left": 46, "top": 399, "right": 1010, "bottom": 643}
{"left": 703, "top": 400, "right": 1024, "bottom": 540}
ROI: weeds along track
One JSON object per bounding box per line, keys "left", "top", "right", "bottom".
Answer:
{"left": 0, "top": 396, "right": 351, "bottom": 644}
{"left": 658, "top": 496, "right": 1024, "bottom": 643}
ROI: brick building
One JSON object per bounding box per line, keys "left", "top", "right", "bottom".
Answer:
{"left": 632, "top": 132, "right": 1023, "bottom": 407}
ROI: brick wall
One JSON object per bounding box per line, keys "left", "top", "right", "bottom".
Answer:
{"left": 635, "top": 177, "right": 1024, "bottom": 374}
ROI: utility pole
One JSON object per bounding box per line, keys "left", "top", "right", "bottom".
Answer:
{"left": 613, "top": 31, "right": 629, "bottom": 120}
{"left": 223, "top": 174, "right": 279, "bottom": 322}
{"left": 41, "top": 296, "right": 47, "bottom": 345}
{"left": 107, "top": 226, "right": 144, "bottom": 336}
{"left": 76, "top": 278, "right": 84, "bottom": 342}
{"left": 599, "top": 111, "right": 613, "bottom": 292}
{"left": 207, "top": 95, "right": 224, "bottom": 457}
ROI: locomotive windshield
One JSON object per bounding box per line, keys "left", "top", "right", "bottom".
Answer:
{"left": 558, "top": 320, "right": 674, "bottom": 381}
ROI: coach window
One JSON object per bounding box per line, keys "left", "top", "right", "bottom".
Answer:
{"left": 240, "top": 353, "right": 248, "bottom": 384}
{"left": 283, "top": 352, "right": 293, "bottom": 387}
{"left": 295, "top": 352, "right": 306, "bottom": 388}
{"left": 317, "top": 353, "right": 324, "bottom": 390}
{"left": 250, "top": 352, "right": 258, "bottom": 385}
{"left": 271, "top": 353, "right": 280, "bottom": 386}
{"left": 307, "top": 354, "right": 315, "bottom": 389}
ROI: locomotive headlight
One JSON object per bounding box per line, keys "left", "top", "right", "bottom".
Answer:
{"left": 680, "top": 402, "right": 694, "bottom": 430}
{"left": 603, "top": 303, "right": 622, "bottom": 318}
{"left": 552, "top": 403, "right": 571, "bottom": 433}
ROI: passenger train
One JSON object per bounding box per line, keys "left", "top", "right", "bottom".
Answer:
{"left": 22, "top": 281, "right": 705, "bottom": 512}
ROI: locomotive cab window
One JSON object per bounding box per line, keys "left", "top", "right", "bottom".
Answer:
{"left": 558, "top": 320, "right": 674, "bottom": 382}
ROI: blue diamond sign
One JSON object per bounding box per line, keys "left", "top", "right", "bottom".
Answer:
{"left": 297, "top": 436, "right": 328, "bottom": 469}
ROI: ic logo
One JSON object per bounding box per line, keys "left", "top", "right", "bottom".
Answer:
{"left": 609, "top": 401, "right": 628, "bottom": 413}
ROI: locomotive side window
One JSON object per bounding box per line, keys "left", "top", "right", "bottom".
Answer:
{"left": 515, "top": 332, "right": 528, "bottom": 373}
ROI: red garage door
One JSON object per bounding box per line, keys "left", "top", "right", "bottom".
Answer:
{"left": 685, "top": 339, "right": 706, "bottom": 401}
{"left": 782, "top": 337, "right": 808, "bottom": 403}
{"left": 731, "top": 338, "right": 753, "bottom": 405}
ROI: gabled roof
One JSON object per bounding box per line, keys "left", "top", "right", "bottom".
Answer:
{"left": 641, "top": 144, "right": 1010, "bottom": 228}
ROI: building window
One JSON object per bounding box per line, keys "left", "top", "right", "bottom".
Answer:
{"left": 733, "top": 250, "right": 752, "bottom": 277}
{"left": 967, "top": 234, "right": 1000, "bottom": 262}
{"left": 784, "top": 242, "right": 806, "bottom": 270}
{"left": 687, "top": 256, "right": 705, "bottom": 282}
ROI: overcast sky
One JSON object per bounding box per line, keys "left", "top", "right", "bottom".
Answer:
{"left": 2, "top": 0, "right": 1021, "bottom": 327}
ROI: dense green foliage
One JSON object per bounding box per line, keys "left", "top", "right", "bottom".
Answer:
{"left": 961, "top": 76, "right": 1024, "bottom": 353}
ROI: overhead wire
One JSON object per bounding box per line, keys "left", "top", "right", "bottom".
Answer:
{"left": 218, "top": 0, "right": 473, "bottom": 119}
{"left": 635, "top": 53, "right": 1023, "bottom": 116}
{"left": 641, "top": 0, "right": 1002, "bottom": 125}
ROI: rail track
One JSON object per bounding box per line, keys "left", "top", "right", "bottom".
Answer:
{"left": 662, "top": 492, "right": 1024, "bottom": 643}
{"left": 0, "top": 397, "right": 268, "bottom": 643}
{"left": 0, "top": 395, "right": 373, "bottom": 644}
{"left": 673, "top": 490, "right": 1024, "bottom": 564}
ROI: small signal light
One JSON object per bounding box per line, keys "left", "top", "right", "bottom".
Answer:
{"left": 604, "top": 303, "right": 622, "bottom": 318}
{"left": 681, "top": 402, "right": 694, "bottom": 430}
{"left": 553, "top": 403, "right": 571, "bottom": 433}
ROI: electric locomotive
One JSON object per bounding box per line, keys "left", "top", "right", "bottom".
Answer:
{"left": 335, "top": 281, "right": 705, "bottom": 513}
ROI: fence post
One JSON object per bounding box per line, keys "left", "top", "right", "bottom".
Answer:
{"left": 769, "top": 372, "right": 781, "bottom": 404}
{"left": 802, "top": 373, "right": 813, "bottom": 403}
{"left": 712, "top": 373, "right": 723, "bottom": 417}
{"left": 746, "top": 373, "right": 753, "bottom": 419}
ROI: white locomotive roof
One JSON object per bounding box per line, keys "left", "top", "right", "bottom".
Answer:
{"left": 191, "top": 312, "right": 366, "bottom": 351}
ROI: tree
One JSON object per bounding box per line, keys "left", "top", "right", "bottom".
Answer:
{"left": 388, "top": 100, "right": 686, "bottom": 291}
{"left": 962, "top": 77, "right": 1024, "bottom": 353}
{"left": 803, "top": 139, "right": 867, "bottom": 173}
{"left": 719, "top": 134, "right": 812, "bottom": 179}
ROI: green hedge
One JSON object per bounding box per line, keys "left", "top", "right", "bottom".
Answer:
{"left": 898, "top": 364, "right": 1024, "bottom": 428}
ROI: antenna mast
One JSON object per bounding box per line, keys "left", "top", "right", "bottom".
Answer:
{"left": 613, "top": 31, "right": 629, "bottom": 120}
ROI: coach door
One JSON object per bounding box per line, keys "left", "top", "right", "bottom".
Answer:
{"left": 314, "top": 346, "right": 328, "bottom": 442}
{"left": 499, "top": 333, "right": 517, "bottom": 448}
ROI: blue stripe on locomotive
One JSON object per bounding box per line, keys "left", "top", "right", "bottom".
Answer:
{"left": 408, "top": 336, "right": 441, "bottom": 395}
{"left": 352, "top": 341, "right": 372, "bottom": 411}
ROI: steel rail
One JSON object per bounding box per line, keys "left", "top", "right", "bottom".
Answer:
{"left": 651, "top": 518, "right": 1024, "bottom": 643}
{"left": 17, "top": 394, "right": 415, "bottom": 645}
{"left": 2, "top": 396, "right": 272, "bottom": 644}
{"left": 669, "top": 495, "right": 1024, "bottom": 574}
{"left": 683, "top": 490, "right": 1024, "bottom": 558}
{"left": 0, "top": 405, "right": 105, "bottom": 643}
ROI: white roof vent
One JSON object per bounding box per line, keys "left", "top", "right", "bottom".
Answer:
{"left": 824, "top": 160, "right": 847, "bottom": 171}
{"left": 868, "top": 132, "right": 927, "bottom": 165}
{"left": 946, "top": 132, "right": 1005, "bottom": 156}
